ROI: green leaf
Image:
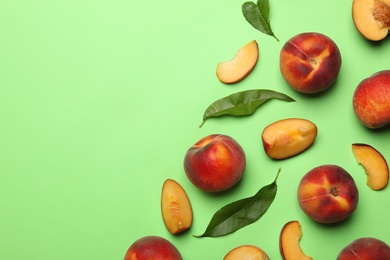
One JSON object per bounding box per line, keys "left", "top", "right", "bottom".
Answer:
{"left": 199, "top": 89, "right": 295, "bottom": 128}
{"left": 242, "top": 0, "right": 279, "bottom": 41}
{"left": 194, "top": 168, "right": 281, "bottom": 238}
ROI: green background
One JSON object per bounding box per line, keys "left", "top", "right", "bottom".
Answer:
{"left": 0, "top": 0, "right": 389, "bottom": 259}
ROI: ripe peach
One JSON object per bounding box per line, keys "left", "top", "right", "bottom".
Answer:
{"left": 261, "top": 118, "right": 317, "bottom": 160}
{"left": 224, "top": 245, "right": 270, "bottom": 260}
{"left": 337, "top": 237, "right": 390, "bottom": 260}
{"left": 216, "top": 40, "right": 259, "bottom": 84}
{"left": 280, "top": 32, "right": 342, "bottom": 94}
{"left": 124, "top": 235, "right": 182, "bottom": 260}
{"left": 352, "top": 70, "right": 390, "bottom": 129}
{"left": 352, "top": 0, "right": 390, "bottom": 41}
{"left": 297, "top": 165, "right": 359, "bottom": 223}
{"left": 184, "top": 134, "right": 246, "bottom": 192}
{"left": 161, "top": 179, "right": 193, "bottom": 234}
{"left": 279, "top": 220, "right": 313, "bottom": 260}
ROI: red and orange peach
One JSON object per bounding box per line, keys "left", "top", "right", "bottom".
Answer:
{"left": 184, "top": 134, "right": 246, "bottom": 192}
{"left": 124, "top": 236, "right": 182, "bottom": 260}
{"left": 280, "top": 32, "right": 342, "bottom": 94}
{"left": 297, "top": 165, "right": 359, "bottom": 223}
{"left": 337, "top": 237, "right": 390, "bottom": 259}
{"left": 352, "top": 70, "right": 390, "bottom": 129}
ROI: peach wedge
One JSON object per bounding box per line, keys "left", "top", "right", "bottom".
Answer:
{"left": 352, "top": 0, "right": 390, "bottom": 41}
{"left": 216, "top": 40, "right": 258, "bottom": 84}
{"left": 224, "top": 245, "right": 270, "bottom": 260}
{"left": 352, "top": 143, "right": 389, "bottom": 190}
{"left": 161, "top": 179, "right": 193, "bottom": 234}
{"left": 279, "top": 221, "right": 313, "bottom": 260}
{"left": 261, "top": 118, "right": 317, "bottom": 160}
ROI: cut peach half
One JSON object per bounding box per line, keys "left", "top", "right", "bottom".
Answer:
{"left": 352, "top": 0, "right": 390, "bottom": 41}
{"left": 261, "top": 118, "right": 317, "bottom": 160}
{"left": 216, "top": 40, "right": 259, "bottom": 84}
{"left": 352, "top": 143, "right": 389, "bottom": 190}
{"left": 161, "top": 179, "right": 193, "bottom": 234}
{"left": 279, "top": 221, "right": 313, "bottom": 260}
{"left": 224, "top": 245, "right": 270, "bottom": 260}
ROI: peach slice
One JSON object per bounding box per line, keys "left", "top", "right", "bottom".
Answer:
{"left": 352, "top": 143, "right": 389, "bottom": 190}
{"left": 261, "top": 118, "right": 317, "bottom": 160}
{"left": 352, "top": 0, "right": 390, "bottom": 41}
{"left": 224, "top": 245, "right": 270, "bottom": 260}
{"left": 216, "top": 40, "right": 259, "bottom": 84}
{"left": 161, "top": 179, "right": 193, "bottom": 234}
{"left": 279, "top": 221, "right": 313, "bottom": 260}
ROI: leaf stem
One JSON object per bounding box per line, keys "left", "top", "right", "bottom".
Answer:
{"left": 274, "top": 167, "right": 282, "bottom": 182}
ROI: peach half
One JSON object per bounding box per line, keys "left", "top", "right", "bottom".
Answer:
{"left": 261, "top": 118, "right": 317, "bottom": 160}
{"left": 224, "top": 245, "right": 270, "bottom": 260}
{"left": 161, "top": 179, "right": 193, "bottom": 234}
{"left": 279, "top": 220, "right": 313, "bottom": 260}
{"left": 352, "top": 0, "right": 390, "bottom": 41}
{"left": 352, "top": 143, "right": 389, "bottom": 190}
{"left": 216, "top": 40, "right": 259, "bottom": 84}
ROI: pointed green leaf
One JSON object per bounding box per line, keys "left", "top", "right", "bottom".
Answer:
{"left": 200, "top": 89, "right": 295, "bottom": 127}
{"left": 194, "top": 168, "right": 281, "bottom": 238}
{"left": 242, "top": 0, "right": 279, "bottom": 41}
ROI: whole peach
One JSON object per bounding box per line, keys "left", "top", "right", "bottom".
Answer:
{"left": 352, "top": 70, "right": 390, "bottom": 129}
{"left": 337, "top": 237, "right": 390, "bottom": 260}
{"left": 280, "top": 32, "right": 342, "bottom": 94}
{"left": 184, "top": 134, "right": 246, "bottom": 192}
{"left": 124, "top": 235, "right": 182, "bottom": 260}
{"left": 297, "top": 165, "right": 359, "bottom": 223}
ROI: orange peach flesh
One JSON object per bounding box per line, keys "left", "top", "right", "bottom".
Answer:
{"left": 161, "top": 179, "right": 193, "bottom": 234}
{"left": 216, "top": 40, "right": 259, "bottom": 84}
{"left": 352, "top": 143, "right": 389, "bottom": 190}
{"left": 279, "top": 221, "right": 313, "bottom": 260}
{"left": 224, "top": 245, "right": 270, "bottom": 260}
{"left": 352, "top": 0, "right": 390, "bottom": 41}
{"left": 262, "top": 118, "right": 317, "bottom": 159}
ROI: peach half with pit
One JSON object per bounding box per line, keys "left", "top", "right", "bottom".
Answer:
{"left": 216, "top": 40, "right": 259, "bottom": 84}
{"left": 261, "top": 118, "right": 317, "bottom": 160}
{"left": 161, "top": 179, "right": 193, "bottom": 234}
{"left": 297, "top": 165, "right": 359, "bottom": 224}
{"left": 352, "top": 70, "right": 390, "bottom": 129}
{"left": 124, "top": 235, "right": 182, "bottom": 260}
{"left": 184, "top": 134, "right": 246, "bottom": 192}
{"left": 224, "top": 245, "right": 270, "bottom": 260}
{"left": 337, "top": 237, "right": 390, "bottom": 260}
{"left": 279, "top": 220, "right": 313, "bottom": 260}
{"left": 352, "top": 0, "right": 390, "bottom": 41}
{"left": 352, "top": 143, "right": 389, "bottom": 190}
{"left": 280, "top": 32, "right": 342, "bottom": 94}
